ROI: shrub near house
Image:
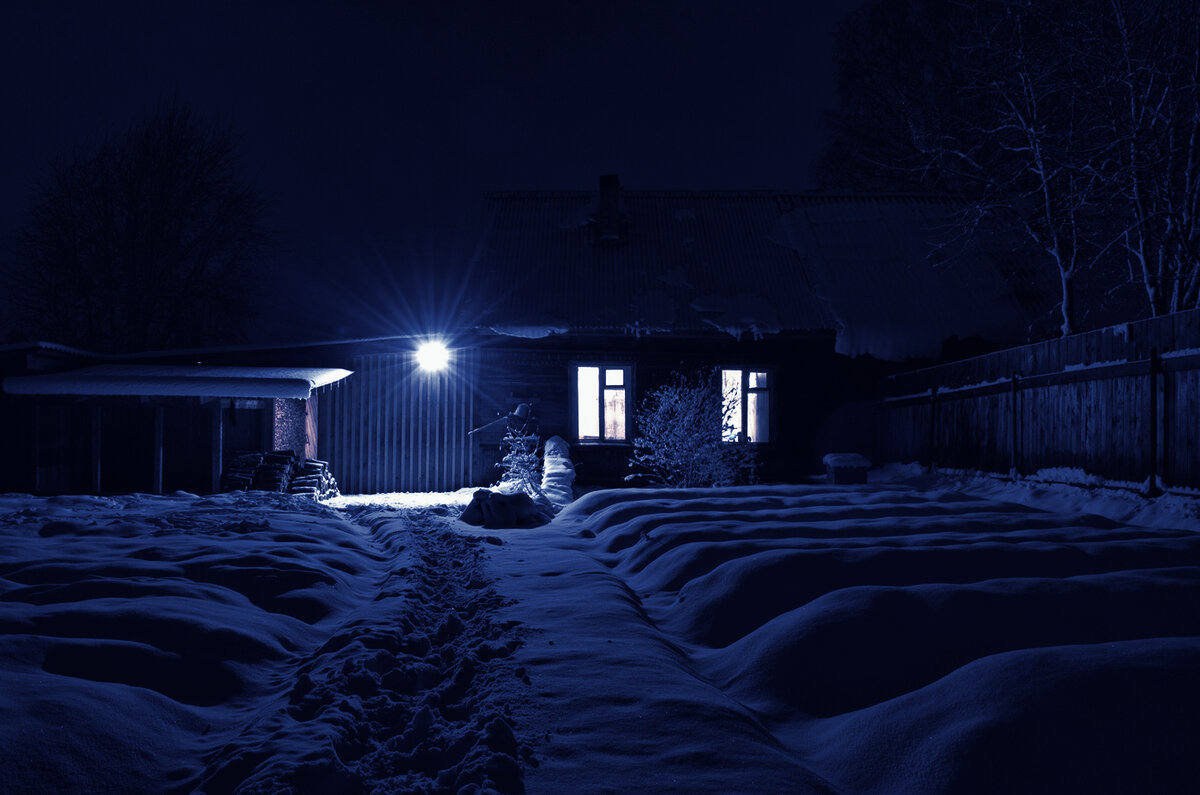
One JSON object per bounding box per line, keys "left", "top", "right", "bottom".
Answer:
{"left": 627, "top": 370, "right": 757, "bottom": 488}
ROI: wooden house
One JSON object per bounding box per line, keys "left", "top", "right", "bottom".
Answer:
{"left": 437, "top": 177, "right": 1052, "bottom": 489}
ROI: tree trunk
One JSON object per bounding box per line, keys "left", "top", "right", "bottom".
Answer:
{"left": 1059, "top": 270, "right": 1076, "bottom": 336}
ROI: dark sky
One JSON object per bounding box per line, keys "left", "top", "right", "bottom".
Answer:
{"left": 1, "top": 0, "right": 862, "bottom": 342}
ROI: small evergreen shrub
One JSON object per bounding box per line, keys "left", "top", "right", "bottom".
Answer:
{"left": 496, "top": 427, "right": 543, "bottom": 497}
{"left": 627, "top": 369, "right": 757, "bottom": 488}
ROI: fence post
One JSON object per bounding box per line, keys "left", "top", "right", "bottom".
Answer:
{"left": 32, "top": 402, "right": 43, "bottom": 495}
{"left": 1147, "top": 348, "right": 1162, "bottom": 497}
{"left": 210, "top": 404, "right": 224, "bottom": 494}
{"left": 91, "top": 404, "right": 102, "bottom": 494}
{"left": 152, "top": 405, "right": 164, "bottom": 495}
{"left": 927, "top": 386, "right": 938, "bottom": 472}
{"left": 1009, "top": 373, "right": 1020, "bottom": 478}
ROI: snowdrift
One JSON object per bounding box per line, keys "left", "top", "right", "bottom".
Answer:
{"left": 3, "top": 482, "right": 1197, "bottom": 793}
{"left": 501, "top": 483, "right": 1200, "bottom": 794}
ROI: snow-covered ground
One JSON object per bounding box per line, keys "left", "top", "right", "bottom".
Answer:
{"left": 2, "top": 473, "right": 1199, "bottom": 793}
{"left": 0, "top": 491, "right": 528, "bottom": 793}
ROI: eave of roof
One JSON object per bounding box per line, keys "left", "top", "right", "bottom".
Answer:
{"left": 0, "top": 340, "right": 105, "bottom": 358}
{"left": 111, "top": 334, "right": 429, "bottom": 361}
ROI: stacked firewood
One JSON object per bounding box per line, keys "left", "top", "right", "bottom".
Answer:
{"left": 288, "top": 458, "right": 339, "bottom": 498}
{"left": 252, "top": 451, "right": 298, "bottom": 492}
{"left": 220, "top": 452, "right": 263, "bottom": 492}
{"left": 220, "top": 451, "right": 339, "bottom": 498}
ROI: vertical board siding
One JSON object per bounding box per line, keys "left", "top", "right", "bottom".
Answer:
{"left": 318, "top": 350, "right": 477, "bottom": 494}
{"left": 883, "top": 307, "right": 1200, "bottom": 489}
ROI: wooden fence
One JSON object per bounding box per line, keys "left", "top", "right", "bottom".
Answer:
{"left": 883, "top": 307, "right": 1200, "bottom": 491}
{"left": 317, "top": 349, "right": 478, "bottom": 494}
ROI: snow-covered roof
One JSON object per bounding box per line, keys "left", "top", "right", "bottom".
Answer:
{"left": 474, "top": 187, "right": 1057, "bottom": 357}
{"left": 473, "top": 190, "right": 840, "bottom": 338}
{"left": 2, "top": 364, "right": 352, "bottom": 399}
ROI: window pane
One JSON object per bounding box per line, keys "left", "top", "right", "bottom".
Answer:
{"left": 605, "top": 368, "right": 624, "bottom": 386}
{"left": 604, "top": 387, "right": 626, "bottom": 439}
{"left": 747, "top": 391, "right": 769, "bottom": 443}
{"left": 578, "top": 366, "right": 600, "bottom": 438}
{"left": 750, "top": 371, "right": 768, "bottom": 388}
{"left": 722, "top": 369, "right": 742, "bottom": 442}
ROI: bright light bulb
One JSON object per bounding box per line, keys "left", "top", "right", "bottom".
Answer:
{"left": 416, "top": 340, "right": 450, "bottom": 371}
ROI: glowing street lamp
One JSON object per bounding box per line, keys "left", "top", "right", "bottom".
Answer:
{"left": 416, "top": 340, "right": 450, "bottom": 371}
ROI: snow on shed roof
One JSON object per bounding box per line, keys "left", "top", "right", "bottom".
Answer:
{"left": 2, "top": 364, "right": 352, "bottom": 399}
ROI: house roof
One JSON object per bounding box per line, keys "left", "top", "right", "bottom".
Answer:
{"left": 473, "top": 186, "right": 1056, "bottom": 359}
{"left": 473, "top": 190, "right": 839, "bottom": 339}
{"left": 2, "top": 364, "right": 352, "bottom": 399}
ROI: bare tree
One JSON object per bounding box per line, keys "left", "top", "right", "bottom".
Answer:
{"left": 945, "top": 0, "right": 1120, "bottom": 336}
{"left": 1101, "top": 0, "right": 1200, "bottom": 316}
{"left": 820, "top": 0, "right": 1200, "bottom": 333}
{"left": 7, "top": 101, "right": 269, "bottom": 353}
{"left": 815, "top": 0, "right": 971, "bottom": 194}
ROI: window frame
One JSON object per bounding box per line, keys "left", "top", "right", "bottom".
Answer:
{"left": 720, "top": 366, "right": 774, "bottom": 445}
{"left": 570, "top": 362, "right": 634, "bottom": 444}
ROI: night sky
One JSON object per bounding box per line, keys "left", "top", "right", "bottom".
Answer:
{"left": 1, "top": 0, "right": 862, "bottom": 343}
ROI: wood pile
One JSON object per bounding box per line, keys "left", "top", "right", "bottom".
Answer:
{"left": 220, "top": 450, "right": 339, "bottom": 498}
{"left": 288, "top": 458, "right": 339, "bottom": 498}
{"left": 252, "top": 451, "right": 297, "bottom": 492}
{"left": 220, "top": 452, "right": 263, "bottom": 492}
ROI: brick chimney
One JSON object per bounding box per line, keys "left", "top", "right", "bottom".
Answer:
{"left": 593, "top": 174, "right": 625, "bottom": 246}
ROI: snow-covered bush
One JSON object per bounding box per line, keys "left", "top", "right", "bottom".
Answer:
{"left": 627, "top": 370, "right": 757, "bottom": 488}
{"left": 495, "top": 427, "right": 543, "bottom": 497}
{"left": 541, "top": 435, "right": 576, "bottom": 509}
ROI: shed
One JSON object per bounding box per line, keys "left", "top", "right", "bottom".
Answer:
{"left": 2, "top": 364, "right": 351, "bottom": 495}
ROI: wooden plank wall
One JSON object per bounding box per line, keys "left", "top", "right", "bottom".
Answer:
{"left": 318, "top": 349, "right": 477, "bottom": 493}
{"left": 883, "top": 307, "right": 1200, "bottom": 489}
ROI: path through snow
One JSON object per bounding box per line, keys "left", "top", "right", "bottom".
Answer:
{"left": 202, "top": 502, "right": 533, "bottom": 793}
{"left": 0, "top": 492, "right": 532, "bottom": 794}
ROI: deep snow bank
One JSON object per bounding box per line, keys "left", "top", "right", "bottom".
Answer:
{"left": 505, "top": 483, "right": 1200, "bottom": 794}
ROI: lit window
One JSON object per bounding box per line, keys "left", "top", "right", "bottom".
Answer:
{"left": 576, "top": 365, "right": 631, "bottom": 441}
{"left": 722, "top": 369, "right": 742, "bottom": 442}
{"left": 721, "top": 368, "right": 771, "bottom": 443}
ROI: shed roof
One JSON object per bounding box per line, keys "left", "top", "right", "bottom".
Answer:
{"left": 474, "top": 187, "right": 1055, "bottom": 359}
{"left": 2, "top": 365, "right": 352, "bottom": 399}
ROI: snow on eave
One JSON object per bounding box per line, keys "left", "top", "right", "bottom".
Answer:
{"left": 0, "top": 340, "right": 104, "bottom": 358}
{"left": 485, "top": 325, "right": 570, "bottom": 339}
{"left": 2, "top": 364, "right": 353, "bottom": 400}
{"left": 690, "top": 294, "right": 783, "bottom": 340}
